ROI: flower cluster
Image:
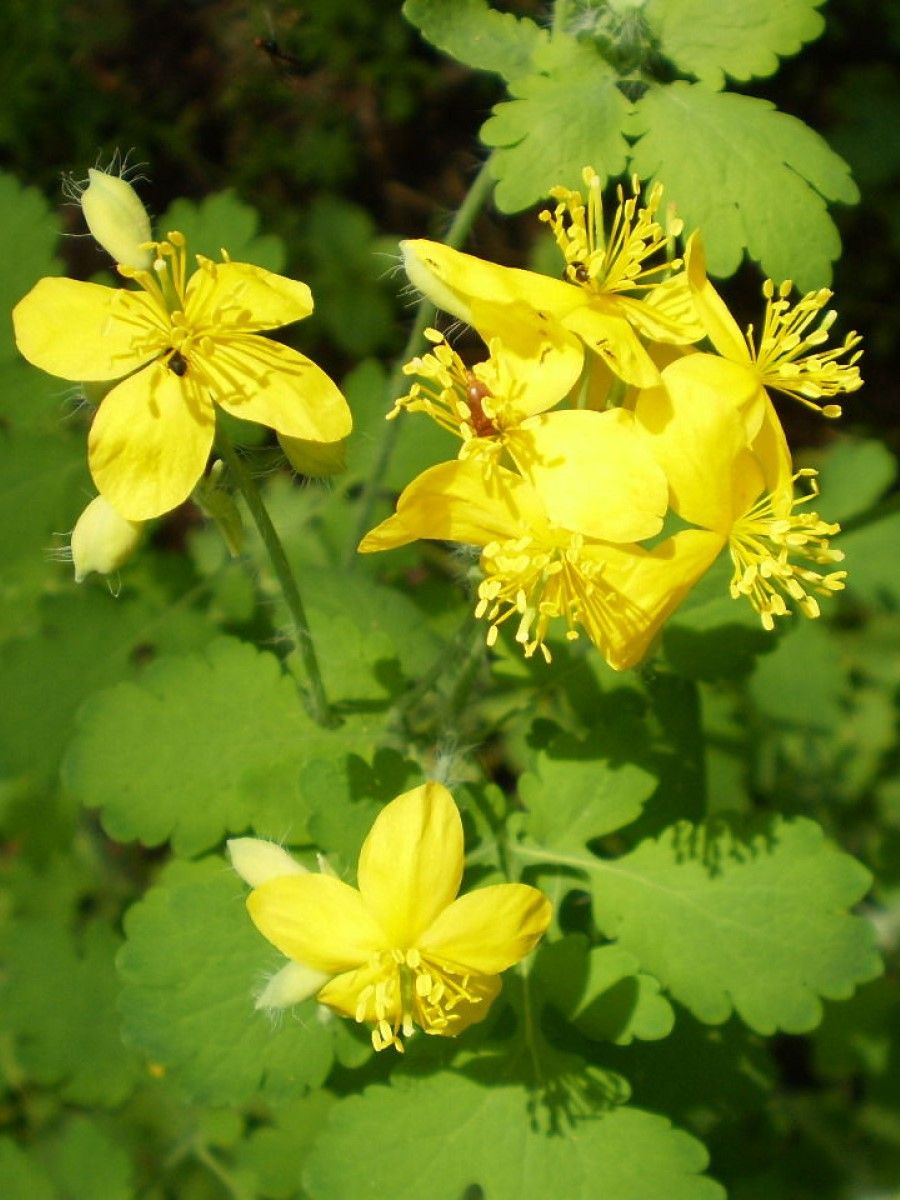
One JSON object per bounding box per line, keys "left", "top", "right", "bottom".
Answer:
{"left": 360, "top": 168, "right": 860, "bottom": 669}
{"left": 229, "top": 782, "right": 551, "bottom": 1053}
{"left": 13, "top": 166, "right": 351, "bottom": 577}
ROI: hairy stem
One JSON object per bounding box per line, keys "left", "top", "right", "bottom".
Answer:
{"left": 346, "top": 157, "right": 496, "bottom": 561}
{"left": 216, "top": 425, "right": 334, "bottom": 727}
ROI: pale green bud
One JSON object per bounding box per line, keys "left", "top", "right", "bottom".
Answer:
{"left": 227, "top": 837, "right": 307, "bottom": 888}
{"left": 255, "top": 961, "right": 331, "bottom": 1011}
{"left": 80, "top": 168, "right": 153, "bottom": 269}
{"left": 278, "top": 432, "right": 348, "bottom": 478}
{"left": 70, "top": 495, "right": 143, "bottom": 583}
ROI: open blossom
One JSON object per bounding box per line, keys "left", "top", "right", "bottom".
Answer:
{"left": 230, "top": 783, "right": 551, "bottom": 1052}
{"left": 402, "top": 170, "right": 702, "bottom": 389}
{"left": 392, "top": 328, "right": 582, "bottom": 471}
{"left": 685, "top": 232, "right": 862, "bottom": 418}
{"left": 13, "top": 233, "right": 351, "bottom": 520}
{"left": 360, "top": 408, "right": 670, "bottom": 664}
{"left": 630, "top": 354, "right": 847, "bottom": 632}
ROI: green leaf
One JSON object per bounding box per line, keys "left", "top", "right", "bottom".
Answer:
{"left": 403, "top": 0, "right": 547, "bottom": 81}
{"left": 590, "top": 817, "right": 881, "bottom": 1033}
{"left": 748, "top": 620, "right": 844, "bottom": 731}
{"left": 0, "top": 171, "right": 61, "bottom": 361}
{"left": 839, "top": 510, "right": 900, "bottom": 608}
{"left": 519, "top": 730, "right": 657, "bottom": 854}
{"left": 118, "top": 858, "right": 334, "bottom": 1106}
{"left": 661, "top": 556, "right": 775, "bottom": 681}
{"left": 816, "top": 438, "right": 897, "bottom": 523}
{"left": 235, "top": 1091, "right": 337, "bottom": 1199}
{"left": 157, "top": 191, "right": 286, "bottom": 272}
{"left": 481, "top": 37, "right": 631, "bottom": 212}
{"left": 1, "top": 590, "right": 212, "bottom": 833}
{"left": 63, "top": 638, "right": 323, "bottom": 855}
{"left": 37, "top": 1117, "right": 134, "bottom": 1200}
{"left": 0, "top": 917, "right": 141, "bottom": 1106}
{"left": 646, "top": 0, "right": 825, "bottom": 90}
{"left": 304, "top": 1071, "right": 724, "bottom": 1200}
{"left": 628, "top": 83, "right": 858, "bottom": 288}
{"left": 532, "top": 936, "right": 675, "bottom": 1044}
{"left": 0, "top": 1140, "right": 55, "bottom": 1200}
{"left": 0, "top": 428, "right": 89, "bottom": 643}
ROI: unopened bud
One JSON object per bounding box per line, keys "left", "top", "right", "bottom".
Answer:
{"left": 71, "top": 495, "right": 142, "bottom": 583}
{"left": 227, "top": 837, "right": 307, "bottom": 888}
{"left": 278, "top": 432, "right": 348, "bottom": 478}
{"left": 80, "top": 168, "right": 153, "bottom": 270}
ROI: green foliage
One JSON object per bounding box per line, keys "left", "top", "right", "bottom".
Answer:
{"left": 304, "top": 1072, "right": 724, "bottom": 1200}
{"left": 645, "top": 0, "right": 826, "bottom": 90}
{"left": 1, "top": 4, "right": 896, "bottom": 1196}
{"left": 64, "top": 639, "right": 326, "bottom": 854}
{"left": 481, "top": 37, "right": 631, "bottom": 211}
{"left": 403, "top": 0, "right": 548, "bottom": 81}
{"left": 157, "top": 192, "right": 287, "bottom": 273}
{"left": 118, "top": 859, "right": 335, "bottom": 1106}
{"left": 628, "top": 84, "right": 858, "bottom": 287}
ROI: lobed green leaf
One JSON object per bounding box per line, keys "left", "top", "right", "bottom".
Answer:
{"left": 628, "top": 82, "right": 858, "bottom": 288}
{"left": 403, "top": 0, "right": 547, "bottom": 82}
{"left": 646, "top": 0, "right": 826, "bottom": 90}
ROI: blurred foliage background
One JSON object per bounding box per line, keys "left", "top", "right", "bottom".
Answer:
{"left": 0, "top": 2, "right": 898, "bottom": 1198}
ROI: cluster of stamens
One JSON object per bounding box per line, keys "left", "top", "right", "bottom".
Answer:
{"left": 748, "top": 279, "right": 863, "bottom": 417}
{"left": 540, "top": 168, "right": 679, "bottom": 294}
{"left": 476, "top": 530, "right": 619, "bottom": 662}
{"left": 392, "top": 329, "right": 509, "bottom": 464}
{"left": 354, "top": 947, "right": 485, "bottom": 1053}
{"left": 728, "top": 470, "right": 847, "bottom": 630}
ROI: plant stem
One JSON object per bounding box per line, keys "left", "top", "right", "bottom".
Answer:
{"left": 216, "top": 424, "right": 334, "bottom": 727}
{"left": 346, "top": 156, "right": 496, "bottom": 561}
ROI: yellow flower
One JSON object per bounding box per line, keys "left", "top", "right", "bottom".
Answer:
{"left": 13, "top": 234, "right": 351, "bottom": 520}
{"left": 685, "top": 232, "right": 863, "bottom": 418}
{"left": 402, "top": 170, "right": 702, "bottom": 389}
{"left": 360, "top": 408, "right": 670, "bottom": 663}
{"left": 233, "top": 783, "right": 551, "bottom": 1052}
{"left": 633, "top": 354, "right": 847, "bottom": 630}
{"left": 391, "top": 328, "right": 581, "bottom": 470}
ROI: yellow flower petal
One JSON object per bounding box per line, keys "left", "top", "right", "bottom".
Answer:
{"left": 418, "top": 883, "right": 551, "bottom": 974}
{"left": 186, "top": 260, "right": 313, "bottom": 332}
{"left": 591, "top": 531, "right": 726, "bottom": 670}
{"left": 358, "top": 460, "right": 544, "bottom": 553}
{"left": 88, "top": 365, "right": 215, "bottom": 520}
{"left": 560, "top": 301, "right": 660, "bottom": 388}
{"left": 512, "top": 408, "right": 668, "bottom": 543}
{"left": 401, "top": 239, "right": 580, "bottom": 325}
{"left": 684, "top": 232, "right": 751, "bottom": 364}
{"left": 472, "top": 304, "right": 584, "bottom": 419}
{"left": 357, "top": 782, "right": 464, "bottom": 946}
{"left": 247, "top": 874, "right": 386, "bottom": 974}
{"left": 255, "top": 961, "right": 331, "bottom": 1011}
{"left": 13, "top": 278, "right": 161, "bottom": 381}
{"left": 635, "top": 354, "right": 759, "bottom": 534}
{"left": 203, "top": 337, "right": 351, "bottom": 442}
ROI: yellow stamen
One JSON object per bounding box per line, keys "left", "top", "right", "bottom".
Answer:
{"left": 539, "top": 168, "right": 678, "bottom": 294}
{"left": 475, "top": 529, "right": 632, "bottom": 662}
{"left": 728, "top": 470, "right": 846, "bottom": 629}
{"left": 352, "top": 947, "right": 489, "bottom": 1053}
{"left": 748, "top": 279, "right": 862, "bottom": 417}
{"left": 390, "top": 330, "right": 519, "bottom": 469}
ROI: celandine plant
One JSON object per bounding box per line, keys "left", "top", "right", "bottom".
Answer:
{"left": 2, "top": 4, "right": 896, "bottom": 1200}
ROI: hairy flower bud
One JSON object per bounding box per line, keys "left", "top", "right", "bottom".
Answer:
{"left": 80, "top": 168, "right": 153, "bottom": 269}
{"left": 70, "top": 495, "right": 142, "bottom": 583}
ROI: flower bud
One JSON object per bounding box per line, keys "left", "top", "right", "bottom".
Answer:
{"left": 255, "top": 961, "right": 331, "bottom": 1011}
{"left": 278, "top": 432, "right": 348, "bottom": 478}
{"left": 70, "top": 495, "right": 143, "bottom": 583}
{"left": 227, "top": 837, "right": 307, "bottom": 888}
{"left": 80, "top": 168, "right": 153, "bottom": 270}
